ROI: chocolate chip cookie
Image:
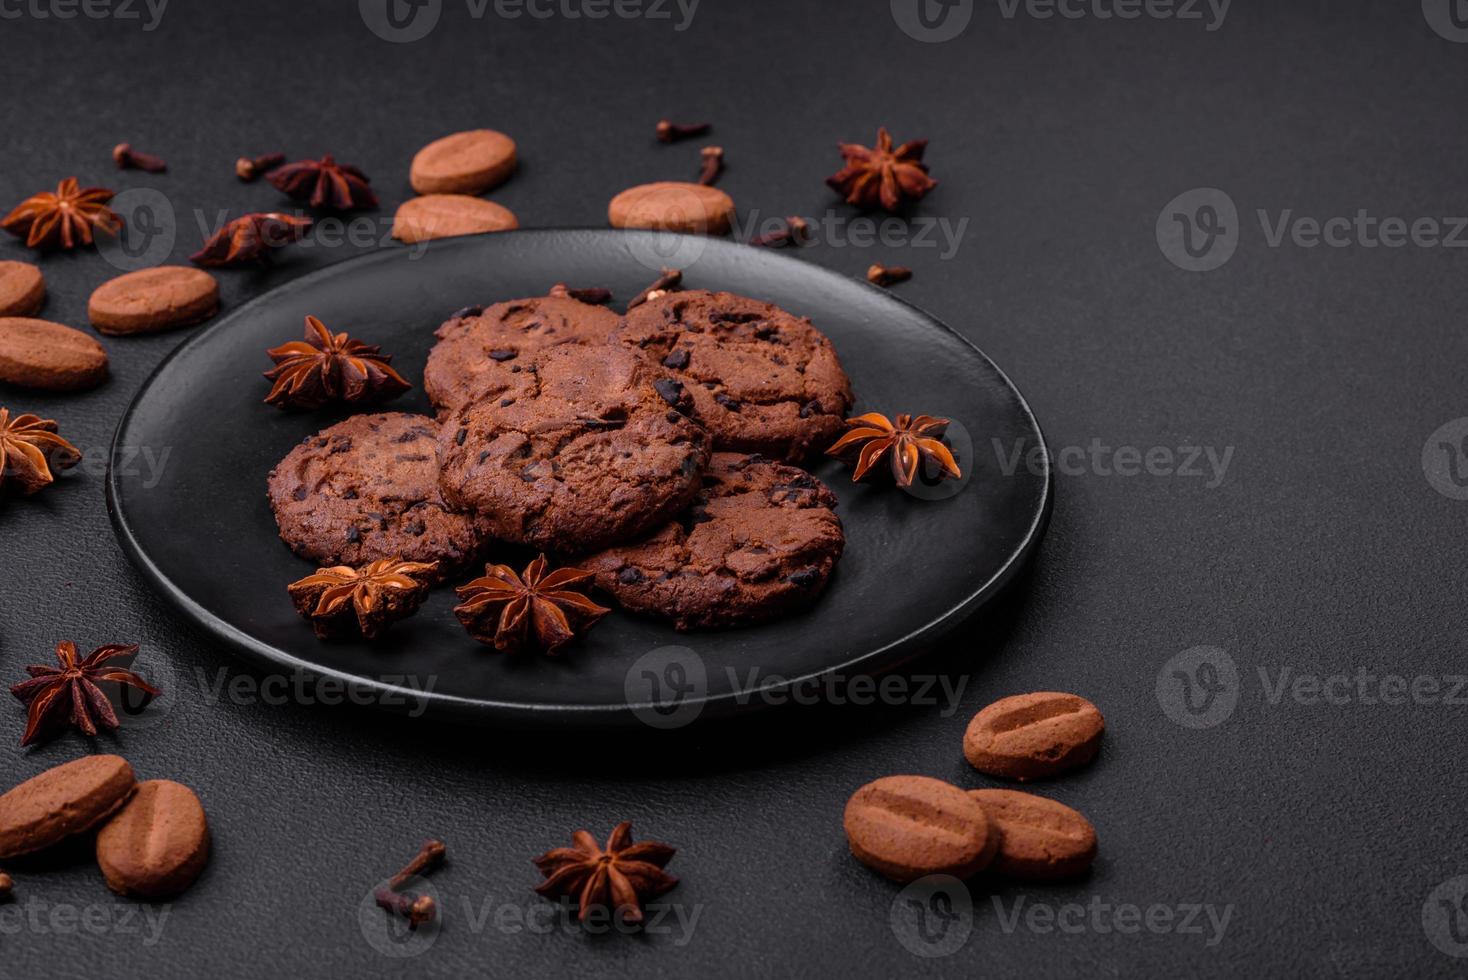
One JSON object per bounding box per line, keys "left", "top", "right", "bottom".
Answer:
{"left": 268, "top": 412, "right": 490, "bottom": 574}
{"left": 424, "top": 295, "right": 622, "bottom": 416}
{"left": 614, "top": 290, "right": 854, "bottom": 461}
{"left": 581, "top": 452, "right": 844, "bottom": 629}
{"left": 437, "top": 344, "right": 710, "bottom": 553}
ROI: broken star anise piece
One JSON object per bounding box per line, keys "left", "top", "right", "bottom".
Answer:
{"left": 533, "top": 821, "right": 678, "bottom": 924}
{"left": 288, "top": 557, "right": 439, "bottom": 640}
{"left": 1, "top": 178, "right": 123, "bottom": 251}
{"left": 9, "top": 641, "right": 161, "bottom": 748}
{"left": 268, "top": 154, "right": 378, "bottom": 211}
{"left": 826, "top": 412, "right": 962, "bottom": 488}
{"left": 0, "top": 408, "right": 81, "bottom": 497}
{"left": 826, "top": 128, "right": 937, "bottom": 213}
{"left": 263, "top": 315, "right": 411, "bottom": 410}
{"left": 189, "top": 211, "right": 313, "bottom": 267}
{"left": 454, "top": 554, "right": 609, "bottom": 655}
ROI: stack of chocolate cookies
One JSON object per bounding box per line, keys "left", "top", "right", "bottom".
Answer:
{"left": 268, "top": 286, "right": 856, "bottom": 631}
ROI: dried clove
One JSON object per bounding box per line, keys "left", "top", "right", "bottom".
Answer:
{"left": 112, "top": 143, "right": 166, "bottom": 173}
{"left": 749, "top": 216, "right": 811, "bottom": 248}
{"left": 697, "top": 146, "right": 724, "bottom": 186}
{"left": 0, "top": 872, "right": 11, "bottom": 901}
{"left": 388, "top": 838, "right": 447, "bottom": 891}
{"left": 656, "top": 119, "right": 711, "bottom": 143}
{"left": 866, "top": 263, "right": 913, "bottom": 287}
{"left": 627, "top": 268, "right": 683, "bottom": 310}
{"left": 374, "top": 887, "right": 436, "bottom": 929}
{"left": 548, "top": 283, "right": 613, "bottom": 305}
{"left": 236, "top": 153, "right": 286, "bottom": 182}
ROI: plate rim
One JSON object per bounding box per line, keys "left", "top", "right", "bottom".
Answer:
{"left": 106, "top": 229, "right": 1053, "bottom": 726}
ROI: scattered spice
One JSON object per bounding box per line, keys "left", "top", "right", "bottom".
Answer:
{"left": 827, "top": 128, "right": 936, "bottom": 212}
{"left": 235, "top": 153, "right": 286, "bottom": 182}
{"left": 288, "top": 558, "right": 438, "bottom": 640}
{"left": 548, "top": 283, "right": 613, "bottom": 305}
{"left": 9, "top": 642, "right": 161, "bottom": 748}
{"left": 189, "top": 212, "right": 312, "bottom": 267}
{"left": 826, "top": 412, "right": 962, "bottom": 488}
{"left": 111, "top": 143, "right": 166, "bottom": 174}
{"left": 374, "top": 839, "right": 446, "bottom": 931}
{"left": 749, "top": 216, "right": 810, "bottom": 248}
{"left": 268, "top": 155, "right": 378, "bottom": 211}
{"left": 0, "top": 409, "right": 81, "bottom": 496}
{"left": 0, "top": 872, "right": 11, "bottom": 901}
{"left": 263, "top": 315, "right": 411, "bottom": 410}
{"left": 866, "top": 263, "right": 912, "bottom": 287}
{"left": 697, "top": 146, "right": 724, "bottom": 186}
{"left": 533, "top": 821, "right": 677, "bottom": 924}
{"left": 655, "top": 119, "right": 710, "bottom": 143}
{"left": 454, "top": 554, "right": 609, "bottom": 655}
{"left": 1, "top": 178, "right": 122, "bottom": 251}
{"left": 626, "top": 268, "right": 683, "bottom": 310}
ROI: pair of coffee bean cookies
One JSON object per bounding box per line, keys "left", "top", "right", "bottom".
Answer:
{"left": 268, "top": 286, "right": 855, "bottom": 630}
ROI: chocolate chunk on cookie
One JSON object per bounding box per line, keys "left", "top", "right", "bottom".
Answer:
{"left": 437, "top": 344, "right": 710, "bottom": 553}
{"left": 268, "top": 412, "right": 490, "bottom": 575}
{"left": 424, "top": 294, "right": 623, "bottom": 416}
{"left": 615, "top": 290, "right": 854, "bottom": 461}
{"left": 582, "top": 452, "right": 844, "bottom": 629}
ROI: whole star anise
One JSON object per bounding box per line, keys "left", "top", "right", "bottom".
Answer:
{"left": 454, "top": 555, "right": 609, "bottom": 655}
{"left": 0, "top": 408, "right": 81, "bottom": 496}
{"left": 263, "top": 315, "right": 411, "bottom": 410}
{"left": 1, "top": 178, "right": 123, "bottom": 251}
{"left": 9, "top": 641, "right": 160, "bottom": 747}
{"left": 268, "top": 154, "right": 378, "bottom": 211}
{"left": 826, "top": 412, "right": 962, "bottom": 487}
{"left": 288, "top": 557, "right": 439, "bottom": 640}
{"left": 826, "top": 128, "right": 937, "bottom": 212}
{"left": 533, "top": 821, "right": 678, "bottom": 924}
{"left": 189, "top": 211, "right": 313, "bottom": 267}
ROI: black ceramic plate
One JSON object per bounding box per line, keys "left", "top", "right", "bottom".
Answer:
{"left": 107, "top": 230, "right": 1050, "bottom": 728}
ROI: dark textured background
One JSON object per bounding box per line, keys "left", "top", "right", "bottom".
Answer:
{"left": 3, "top": 0, "right": 1467, "bottom": 975}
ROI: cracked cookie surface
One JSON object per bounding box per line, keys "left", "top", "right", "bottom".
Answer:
{"left": 268, "top": 412, "right": 491, "bottom": 575}
{"left": 424, "top": 294, "right": 622, "bottom": 416}
{"left": 614, "top": 290, "right": 854, "bottom": 461}
{"left": 581, "top": 452, "right": 844, "bottom": 629}
{"left": 437, "top": 344, "right": 710, "bottom": 553}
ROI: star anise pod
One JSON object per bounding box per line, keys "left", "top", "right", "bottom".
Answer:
{"left": 826, "top": 128, "right": 937, "bottom": 212}
{"left": 288, "top": 557, "right": 439, "bottom": 640}
{"left": 1, "top": 178, "right": 122, "bottom": 251}
{"left": 263, "top": 315, "right": 411, "bottom": 410}
{"left": 189, "top": 211, "right": 313, "bottom": 267}
{"left": 9, "top": 641, "right": 160, "bottom": 747}
{"left": 268, "top": 154, "right": 378, "bottom": 211}
{"left": 533, "top": 821, "right": 678, "bottom": 924}
{"left": 454, "top": 555, "right": 610, "bottom": 655}
{"left": 826, "top": 412, "right": 962, "bottom": 487}
{"left": 0, "top": 408, "right": 81, "bottom": 497}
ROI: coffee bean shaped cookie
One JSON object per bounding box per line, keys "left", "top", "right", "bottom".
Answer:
{"left": 268, "top": 412, "right": 492, "bottom": 576}
{"left": 608, "top": 182, "right": 734, "bottom": 235}
{"left": 963, "top": 692, "right": 1105, "bottom": 781}
{"left": 616, "top": 290, "right": 854, "bottom": 461}
{"left": 967, "top": 788, "right": 1097, "bottom": 880}
{"left": 844, "top": 775, "right": 998, "bottom": 883}
{"left": 410, "top": 129, "right": 517, "bottom": 195}
{"left": 582, "top": 452, "right": 844, "bottom": 630}
{"left": 391, "top": 194, "right": 518, "bottom": 244}
{"left": 0, "top": 317, "right": 108, "bottom": 391}
{"left": 0, "top": 755, "right": 136, "bottom": 860}
{"left": 424, "top": 294, "right": 622, "bottom": 416}
{"left": 96, "top": 780, "right": 210, "bottom": 899}
{"left": 0, "top": 261, "right": 45, "bottom": 316}
{"left": 437, "top": 344, "right": 710, "bottom": 553}
{"left": 88, "top": 266, "right": 219, "bottom": 335}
